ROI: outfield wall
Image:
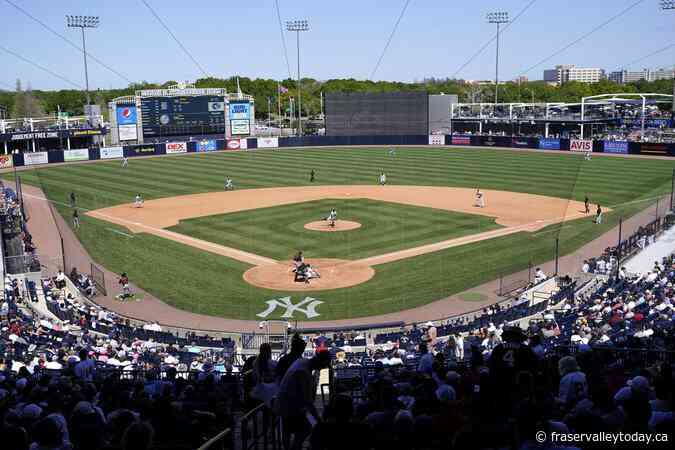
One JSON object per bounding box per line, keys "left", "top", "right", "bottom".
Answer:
{"left": 5, "top": 134, "right": 675, "bottom": 167}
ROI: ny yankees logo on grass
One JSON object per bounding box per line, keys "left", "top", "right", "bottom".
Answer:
{"left": 257, "top": 296, "right": 324, "bottom": 319}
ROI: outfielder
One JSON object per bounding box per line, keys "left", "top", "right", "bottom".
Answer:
{"left": 474, "top": 188, "right": 485, "bottom": 208}
{"left": 224, "top": 176, "right": 234, "bottom": 190}
{"left": 122, "top": 157, "right": 129, "bottom": 168}
{"left": 379, "top": 171, "right": 387, "bottom": 185}
{"left": 134, "top": 193, "right": 144, "bottom": 208}
{"left": 388, "top": 147, "right": 396, "bottom": 156}
{"left": 584, "top": 151, "right": 592, "bottom": 161}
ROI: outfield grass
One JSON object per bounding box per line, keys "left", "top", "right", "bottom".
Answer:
{"left": 168, "top": 198, "right": 501, "bottom": 260}
{"left": 11, "top": 147, "right": 675, "bottom": 321}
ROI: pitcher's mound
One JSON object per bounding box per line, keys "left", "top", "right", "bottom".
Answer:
{"left": 243, "top": 258, "right": 375, "bottom": 291}
{"left": 304, "top": 220, "right": 362, "bottom": 232}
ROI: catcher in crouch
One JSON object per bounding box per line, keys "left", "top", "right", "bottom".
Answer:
{"left": 326, "top": 208, "right": 337, "bottom": 227}
{"left": 292, "top": 251, "right": 321, "bottom": 283}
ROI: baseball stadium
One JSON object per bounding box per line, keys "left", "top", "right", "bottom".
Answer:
{"left": 1, "top": 2, "right": 675, "bottom": 450}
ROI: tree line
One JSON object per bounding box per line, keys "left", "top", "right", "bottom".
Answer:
{"left": 0, "top": 76, "right": 672, "bottom": 121}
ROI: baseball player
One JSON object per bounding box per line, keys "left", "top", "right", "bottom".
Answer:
{"left": 388, "top": 147, "right": 396, "bottom": 156}
{"left": 134, "top": 194, "right": 144, "bottom": 208}
{"left": 584, "top": 151, "right": 592, "bottom": 161}
{"left": 326, "top": 208, "right": 337, "bottom": 227}
{"left": 69, "top": 192, "right": 77, "bottom": 208}
{"left": 122, "top": 156, "right": 129, "bottom": 168}
{"left": 584, "top": 196, "right": 590, "bottom": 214}
{"left": 474, "top": 188, "right": 485, "bottom": 208}
{"left": 379, "top": 171, "right": 387, "bottom": 185}
{"left": 310, "top": 169, "right": 315, "bottom": 183}
{"left": 72, "top": 208, "right": 80, "bottom": 229}
{"left": 595, "top": 204, "right": 603, "bottom": 224}
{"left": 224, "top": 176, "right": 234, "bottom": 190}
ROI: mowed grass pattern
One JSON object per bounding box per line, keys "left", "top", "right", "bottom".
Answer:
{"left": 11, "top": 147, "right": 675, "bottom": 320}
{"left": 168, "top": 199, "right": 501, "bottom": 260}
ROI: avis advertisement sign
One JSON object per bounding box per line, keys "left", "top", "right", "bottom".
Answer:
{"left": 603, "top": 141, "right": 628, "bottom": 154}
{"left": 428, "top": 135, "right": 444, "bottom": 146}
{"left": 569, "top": 139, "right": 593, "bottom": 152}
{"left": 165, "top": 142, "right": 187, "bottom": 154}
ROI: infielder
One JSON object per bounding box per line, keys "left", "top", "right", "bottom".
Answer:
{"left": 326, "top": 208, "right": 337, "bottom": 227}
{"left": 595, "top": 204, "right": 603, "bottom": 224}
{"left": 474, "top": 188, "right": 485, "bottom": 208}
{"left": 122, "top": 156, "right": 129, "bottom": 168}
{"left": 224, "top": 177, "right": 234, "bottom": 190}
{"left": 72, "top": 208, "right": 80, "bottom": 229}
{"left": 134, "top": 194, "right": 144, "bottom": 208}
{"left": 379, "top": 171, "right": 387, "bottom": 185}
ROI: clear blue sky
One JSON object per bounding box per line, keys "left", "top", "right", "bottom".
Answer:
{"left": 0, "top": 0, "right": 673, "bottom": 90}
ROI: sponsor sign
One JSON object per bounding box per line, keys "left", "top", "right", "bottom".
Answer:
{"left": 118, "top": 124, "right": 138, "bottom": 141}
{"left": 226, "top": 139, "right": 247, "bottom": 150}
{"left": 640, "top": 143, "right": 668, "bottom": 155}
{"left": 165, "top": 142, "right": 187, "bottom": 154}
{"left": 128, "top": 145, "right": 157, "bottom": 155}
{"left": 208, "top": 101, "right": 225, "bottom": 112}
{"left": 100, "top": 146, "right": 124, "bottom": 159}
{"left": 24, "top": 151, "right": 48, "bottom": 166}
{"left": 196, "top": 139, "right": 217, "bottom": 152}
{"left": 230, "top": 119, "right": 250, "bottom": 135}
{"left": 0, "top": 154, "right": 13, "bottom": 168}
{"left": 116, "top": 105, "right": 137, "bottom": 125}
{"left": 7, "top": 131, "right": 59, "bottom": 141}
{"left": 603, "top": 141, "right": 628, "bottom": 155}
{"left": 63, "top": 149, "right": 89, "bottom": 162}
{"left": 511, "top": 138, "right": 531, "bottom": 148}
{"left": 228, "top": 101, "right": 251, "bottom": 120}
{"left": 428, "top": 135, "right": 444, "bottom": 146}
{"left": 70, "top": 129, "right": 103, "bottom": 137}
{"left": 451, "top": 135, "right": 471, "bottom": 145}
{"left": 482, "top": 136, "right": 497, "bottom": 146}
{"left": 538, "top": 138, "right": 561, "bottom": 150}
{"left": 569, "top": 139, "right": 593, "bottom": 152}
{"left": 257, "top": 137, "right": 279, "bottom": 148}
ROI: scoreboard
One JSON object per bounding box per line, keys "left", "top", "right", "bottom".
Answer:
{"left": 140, "top": 95, "right": 226, "bottom": 138}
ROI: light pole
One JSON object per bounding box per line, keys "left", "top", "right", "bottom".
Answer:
{"left": 286, "top": 19, "right": 309, "bottom": 136}
{"left": 66, "top": 15, "right": 99, "bottom": 106}
{"left": 661, "top": 2, "right": 675, "bottom": 119}
{"left": 486, "top": 11, "right": 509, "bottom": 105}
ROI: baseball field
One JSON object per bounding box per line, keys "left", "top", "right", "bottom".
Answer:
{"left": 12, "top": 146, "right": 675, "bottom": 321}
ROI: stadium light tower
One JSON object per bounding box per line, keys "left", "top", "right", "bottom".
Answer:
{"left": 66, "top": 15, "right": 100, "bottom": 105}
{"left": 486, "top": 11, "right": 509, "bottom": 105}
{"left": 662, "top": 1, "right": 675, "bottom": 118}
{"left": 286, "top": 19, "right": 309, "bottom": 136}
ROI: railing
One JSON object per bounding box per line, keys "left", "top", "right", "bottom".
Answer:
{"left": 197, "top": 428, "right": 232, "bottom": 450}
{"left": 240, "top": 403, "right": 282, "bottom": 450}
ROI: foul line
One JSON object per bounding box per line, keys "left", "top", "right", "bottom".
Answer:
{"left": 107, "top": 228, "right": 135, "bottom": 238}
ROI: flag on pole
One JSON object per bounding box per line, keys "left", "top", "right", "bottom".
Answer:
{"left": 278, "top": 84, "right": 289, "bottom": 94}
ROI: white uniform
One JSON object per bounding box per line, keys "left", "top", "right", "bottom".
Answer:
{"left": 388, "top": 148, "right": 396, "bottom": 156}
{"left": 475, "top": 190, "right": 485, "bottom": 208}
{"left": 224, "top": 178, "right": 234, "bottom": 190}
{"left": 134, "top": 195, "right": 144, "bottom": 208}
{"left": 585, "top": 151, "right": 592, "bottom": 161}
{"left": 327, "top": 209, "right": 337, "bottom": 226}
{"left": 379, "top": 173, "right": 387, "bottom": 185}
{"left": 122, "top": 157, "right": 128, "bottom": 168}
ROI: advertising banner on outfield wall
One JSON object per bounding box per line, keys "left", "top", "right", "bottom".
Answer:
{"left": 451, "top": 135, "right": 471, "bottom": 145}
{"left": 24, "top": 151, "right": 48, "bottom": 166}
{"left": 428, "top": 135, "right": 444, "bottom": 146}
{"left": 538, "top": 138, "right": 561, "bottom": 150}
{"left": 603, "top": 141, "right": 628, "bottom": 154}
{"left": 640, "top": 143, "right": 669, "bottom": 156}
{"left": 570, "top": 139, "right": 593, "bottom": 152}
{"left": 257, "top": 137, "right": 279, "bottom": 148}
{"left": 0, "top": 154, "right": 13, "bottom": 168}
{"left": 165, "top": 142, "right": 187, "bottom": 154}
{"left": 63, "top": 149, "right": 90, "bottom": 162}
{"left": 511, "top": 138, "right": 532, "bottom": 148}
{"left": 125, "top": 145, "right": 158, "bottom": 157}
{"left": 226, "top": 139, "right": 247, "bottom": 150}
{"left": 195, "top": 139, "right": 217, "bottom": 152}
{"left": 100, "top": 146, "right": 124, "bottom": 159}
{"left": 230, "top": 119, "right": 250, "bottom": 135}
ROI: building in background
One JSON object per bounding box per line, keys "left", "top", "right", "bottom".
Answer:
{"left": 608, "top": 68, "right": 675, "bottom": 84}
{"left": 543, "top": 65, "right": 605, "bottom": 85}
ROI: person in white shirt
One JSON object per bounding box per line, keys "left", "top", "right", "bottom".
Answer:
{"left": 454, "top": 334, "right": 464, "bottom": 360}
{"left": 582, "top": 260, "right": 590, "bottom": 273}
{"left": 534, "top": 267, "right": 547, "bottom": 283}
